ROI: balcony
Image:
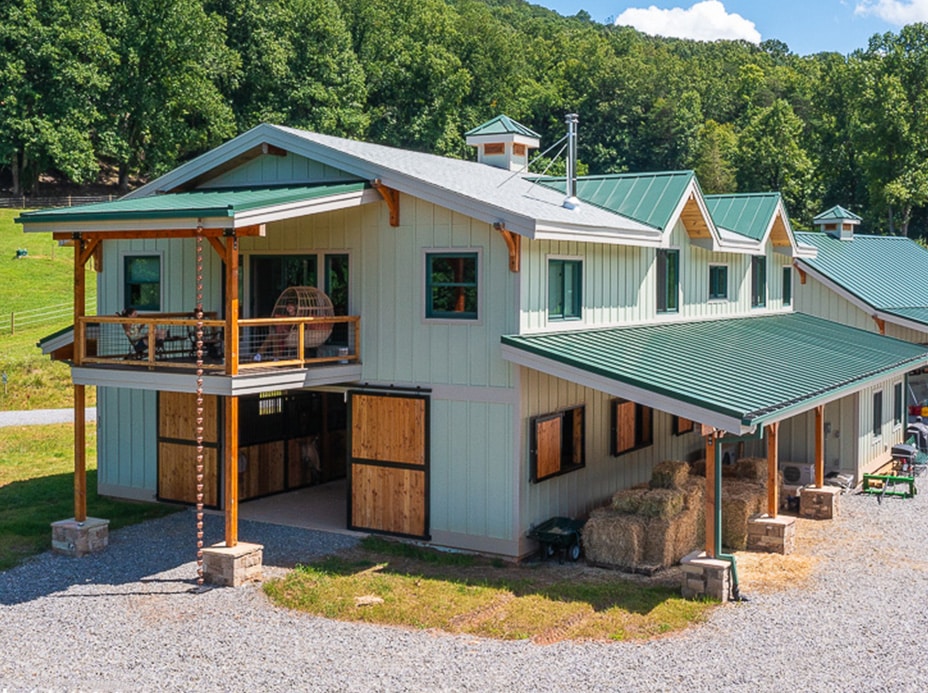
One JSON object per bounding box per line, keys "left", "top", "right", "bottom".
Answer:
{"left": 70, "top": 313, "right": 361, "bottom": 394}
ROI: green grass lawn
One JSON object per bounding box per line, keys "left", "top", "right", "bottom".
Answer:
{"left": 0, "top": 208, "right": 96, "bottom": 410}
{"left": 264, "top": 536, "right": 715, "bottom": 642}
{"left": 0, "top": 423, "right": 180, "bottom": 571}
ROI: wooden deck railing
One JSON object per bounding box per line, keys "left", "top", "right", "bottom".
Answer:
{"left": 76, "top": 313, "right": 360, "bottom": 375}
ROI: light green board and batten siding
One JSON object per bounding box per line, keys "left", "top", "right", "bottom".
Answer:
{"left": 519, "top": 219, "right": 793, "bottom": 332}
{"left": 96, "top": 166, "right": 523, "bottom": 552}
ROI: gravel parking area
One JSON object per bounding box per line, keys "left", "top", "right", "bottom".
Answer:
{"left": 2, "top": 486, "right": 927, "bottom": 692}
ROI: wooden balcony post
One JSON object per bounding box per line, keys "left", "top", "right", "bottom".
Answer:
{"left": 766, "top": 421, "right": 780, "bottom": 517}
{"left": 224, "top": 395, "right": 239, "bottom": 547}
{"left": 705, "top": 430, "right": 717, "bottom": 557}
{"left": 225, "top": 235, "right": 239, "bottom": 375}
{"left": 73, "top": 236, "right": 87, "bottom": 522}
{"left": 815, "top": 405, "right": 825, "bottom": 488}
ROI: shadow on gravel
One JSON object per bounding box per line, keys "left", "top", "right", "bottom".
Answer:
{"left": 0, "top": 510, "right": 360, "bottom": 605}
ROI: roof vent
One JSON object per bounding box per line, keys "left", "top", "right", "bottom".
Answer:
{"left": 563, "top": 113, "right": 580, "bottom": 210}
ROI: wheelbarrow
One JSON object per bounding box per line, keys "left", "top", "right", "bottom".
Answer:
{"left": 528, "top": 516, "right": 584, "bottom": 563}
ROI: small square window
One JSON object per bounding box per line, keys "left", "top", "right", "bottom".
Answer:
{"left": 426, "top": 252, "right": 478, "bottom": 320}
{"left": 124, "top": 255, "right": 161, "bottom": 311}
{"left": 709, "top": 265, "right": 728, "bottom": 300}
{"left": 548, "top": 259, "right": 582, "bottom": 320}
{"left": 530, "top": 406, "right": 585, "bottom": 482}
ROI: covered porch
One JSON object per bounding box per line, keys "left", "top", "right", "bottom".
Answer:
{"left": 502, "top": 312, "right": 928, "bottom": 584}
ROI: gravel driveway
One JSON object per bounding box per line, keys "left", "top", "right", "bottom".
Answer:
{"left": 1, "top": 486, "right": 927, "bottom": 692}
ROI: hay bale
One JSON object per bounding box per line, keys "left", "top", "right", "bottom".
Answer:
{"left": 721, "top": 479, "right": 766, "bottom": 550}
{"left": 611, "top": 486, "right": 648, "bottom": 514}
{"left": 681, "top": 476, "right": 705, "bottom": 510}
{"left": 650, "top": 460, "right": 690, "bottom": 489}
{"left": 734, "top": 457, "right": 768, "bottom": 481}
{"left": 637, "top": 488, "right": 685, "bottom": 519}
{"left": 691, "top": 458, "right": 706, "bottom": 477}
{"left": 583, "top": 507, "right": 646, "bottom": 568}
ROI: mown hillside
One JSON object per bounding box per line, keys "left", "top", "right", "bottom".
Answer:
{"left": 0, "top": 210, "right": 94, "bottom": 410}
{"left": 3, "top": 1, "right": 928, "bottom": 236}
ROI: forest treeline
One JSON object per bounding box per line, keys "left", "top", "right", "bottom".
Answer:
{"left": 4, "top": 0, "right": 928, "bottom": 236}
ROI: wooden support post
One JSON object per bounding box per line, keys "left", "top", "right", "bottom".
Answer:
{"left": 705, "top": 430, "right": 717, "bottom": 557}
{"left": 814, "top": 405, "right": 825, "bottom": 488}
{"left": 225, "top": 235, "right": 239, "bottom": 375}
{"left": 225, "top": 395, "right": 239, "bottom": 547}
{"left": 766, "top": 421, "right": 780, "bottom": 517}
{"left": 73, "top": 236, "right": 87, "bottom": 523}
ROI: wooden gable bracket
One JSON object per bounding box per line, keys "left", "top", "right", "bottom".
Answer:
{"left": 372, "top": 179, "right": 400, "bottom": 227}
{"left": 494, "top": 223, "right": 521, "bottom": 272}
{"left": 873, "top": 316, "right": 886, "bottom": 335}
{"left": 76, "top": 236, "right": 101, "bottom": 270}
{"left": 795, "top": 264, "right": 807, "bottom": 285}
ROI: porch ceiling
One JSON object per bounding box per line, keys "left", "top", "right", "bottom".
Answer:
{"left": 16, "top": 182, "right": 375, "bottom": 234}
{"left": 501, "top": 313, "right": 928, "bottom": 434}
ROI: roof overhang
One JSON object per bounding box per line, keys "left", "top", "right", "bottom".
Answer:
{"left": 501, "top": 313, "right": 928, "bottom": 435}
{"left": 17, "top": 183, "right": 378, "bottom": 235}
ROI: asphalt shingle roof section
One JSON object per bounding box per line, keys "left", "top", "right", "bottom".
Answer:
{"left": 795, "top": 231, "right": 928, "bottom": 315}
{"left": 502, "top": 313, "right": 928, "bottom": 430}
{"left": 17, "top": 183, "right": 368, "bottom": 225}
{"left": 704, "top": 193, "right": 781, "bottom": 241}
{"left": 535, "top": 172, "right": 695, "bottom": 230}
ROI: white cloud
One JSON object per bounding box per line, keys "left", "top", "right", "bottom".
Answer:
{"left": 854, "top": 0, "right": 928, "bottom": 24}
{"left": 614, "top": 1, "right": 761, "bottom": 44}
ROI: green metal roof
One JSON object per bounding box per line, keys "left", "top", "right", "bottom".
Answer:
{"left": 814, "top": 205, "right": 862, "bottom": 223}
{"left": 16, "top": 183, "right": 368, "bottom": 225}
{"left": 704, "top": 193, "right": 780, "bottom": 241}
{"left": 795, "top": 231, "right": 928, "bottom": 316}
{"left": 536, "top": 172, "right": 694, "bottom": 230}
{"left": 465, "top": 115, "right": 540, "bottom": 139}
{"left": 502, "top": 313, "right": 928, "bottom": 429}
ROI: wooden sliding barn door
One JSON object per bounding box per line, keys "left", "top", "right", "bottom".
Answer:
{"left": 348, "top": 390, "right": 429, "bottom": 538}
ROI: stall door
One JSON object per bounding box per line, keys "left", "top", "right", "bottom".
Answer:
{"left": 348, "top": 390, "right": 429, "bottom": 538}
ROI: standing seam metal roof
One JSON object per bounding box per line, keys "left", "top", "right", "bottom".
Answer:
{"left": 795, "top": 231, "right": 928, "bottom": 312}
{"left": 501, "top": 313, "right": 928, "bottom": 428}
{"left": 534, "top": 172, "right": 695, "bottom": 230}
{"left": 704, "top": 193, "right": 780, "bottom": 241}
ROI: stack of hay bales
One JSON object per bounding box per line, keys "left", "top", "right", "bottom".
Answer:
{"left": 584, "top": 461, "right": 704, "bottom": 573}
{"left": 694, "top": 456, "right": 771, "bottom": 550}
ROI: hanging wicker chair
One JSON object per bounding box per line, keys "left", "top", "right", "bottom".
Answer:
{"left": 271, "top": 286, "right": 334, "bottom": 348}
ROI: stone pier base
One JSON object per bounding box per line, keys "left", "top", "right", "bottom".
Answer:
{"left": 747, "top": 513, "right": 796, "bottom": 554}
{"left": 681, "top": 551, "right": 731, "bottom": 601}
{"left": 800, "top": 485, "right": 840, "bottom": 520}
{"left": 202, "top": 542, "right": 263, "bottom": 586}
{"left": 51, "top": 517, "right": 110, "bottom": 557}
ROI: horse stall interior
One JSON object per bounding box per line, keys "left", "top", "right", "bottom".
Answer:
{"left": 157, "top": 390, "right": 347, "bottom": 508}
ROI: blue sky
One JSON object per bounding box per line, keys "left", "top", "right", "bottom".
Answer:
{"left": 533, "top": 1, "right": 928, "bottom": 55}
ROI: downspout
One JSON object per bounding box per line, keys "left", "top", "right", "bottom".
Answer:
{"left": 712, "top": 427, "right": 766, "bottom": 602}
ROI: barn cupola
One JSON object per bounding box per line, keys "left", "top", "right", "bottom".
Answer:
{"left": 465, "top": 115, "right": 540, "bottom": 172}
{"left": 813, "top": 205, "right": 862, "bottom": 241}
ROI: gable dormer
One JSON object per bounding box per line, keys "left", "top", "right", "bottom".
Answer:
{"left": 465, "top": 115, "right": 540, "bottom": 172}
{"left": 813, "top": 205, "right": 862, "bottom": 241}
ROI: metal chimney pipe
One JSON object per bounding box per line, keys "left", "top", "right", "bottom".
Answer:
{"left": 564, "top": 113, "right": 580, "bottom": 210}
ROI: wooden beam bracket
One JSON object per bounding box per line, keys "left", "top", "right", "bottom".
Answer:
{"left": 372, "top": 179, "right": 400, "bottom": 227}
{"left": 873, "top": 316, "right": 886, "bottom": 335}
{"left": 494, "top": 223, "right": 521, "bottom": 272}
